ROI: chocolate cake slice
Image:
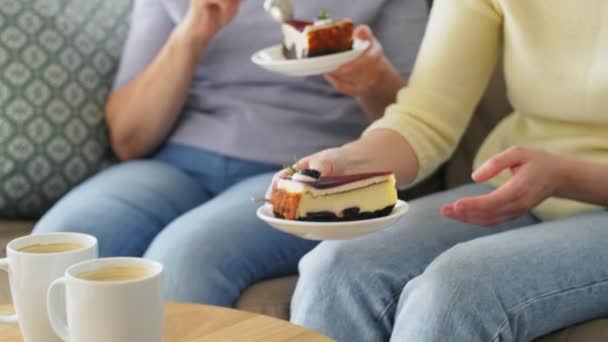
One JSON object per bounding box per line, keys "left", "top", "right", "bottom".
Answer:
{"left": 271, "top": 171, "right": 398, "bottom": 221}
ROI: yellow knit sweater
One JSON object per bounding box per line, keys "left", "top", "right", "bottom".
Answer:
{"left": 367, "top": 0, "right": 608, "bottom": 220}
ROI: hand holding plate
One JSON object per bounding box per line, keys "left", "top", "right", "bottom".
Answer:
{"left": 324, "top": 25, "right": 395, "bottom": 97}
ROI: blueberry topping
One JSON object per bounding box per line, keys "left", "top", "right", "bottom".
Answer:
{"left": 299, "top": 169, "right": 321, "bottom": 179}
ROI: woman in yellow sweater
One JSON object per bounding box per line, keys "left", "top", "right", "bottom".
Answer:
{"left": 288, "top": 0, "right": 608, "bottom": 341}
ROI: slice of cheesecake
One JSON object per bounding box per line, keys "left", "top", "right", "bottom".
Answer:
{"left": 281, "top": 18, "right": 354, "bottom": 59}
{"left": 271, "top": 171, "right": 398, "bottom": 221}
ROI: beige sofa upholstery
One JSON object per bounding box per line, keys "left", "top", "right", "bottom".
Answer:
{"left": 0, "top": 221, "right": 35, "bottom": 306}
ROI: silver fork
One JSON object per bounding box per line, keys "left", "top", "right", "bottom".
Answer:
{"left": 250, "top": 197, "right": 271, "bottom": 204}
{"left": 263, "top": 0, "right": 294, "bottom": 23}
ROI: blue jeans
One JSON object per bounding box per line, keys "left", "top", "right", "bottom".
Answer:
{"left": 291, "top": 184, "right": 608, "bottom": 342}
{"left": 34, "top": 144, "right": 318, "bottom": 306}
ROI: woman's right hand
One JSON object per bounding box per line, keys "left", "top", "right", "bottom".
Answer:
{"left": 264, "top": 147, "right": 358, "bottom": 199}
{"left": 180, "top": 0, "right": 243, "bottom": 46}
{"left": 266, "top": 130, "right": 419, "bottom": 197}
{"left": 297, "top": 130, "right": 418, "bottom": 178}
{"left": 295, "top": 147, "right": 367, "bottom": 177}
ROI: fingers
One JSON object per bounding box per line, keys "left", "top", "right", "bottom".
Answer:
{"left": 441, "top": 203, "right": 520, "bottom": 226}
{"left": 294, "top": 156, "right": 310, "bottom": 171}
{"left": 308, "top": 159, "right": 334, "bottom": 176}
{"left": 472, "top": 146, "right": 528, "bottom": 182}
{"left": 440, "top": 175, "right": 533, "bottom": 226}
{"left": 295, "top": 148, "right": 346, "bottom": 176}
{"left": 354, "top": 24, "right": 372, "bottom": 40}
{"left": 296, "top": 155, "right": 334, "bottom": 176}
{"left": 213, "top": 0, "right": 241, "bottom": 24}
{"left": 204, "top": 0, "right": 222, "bottom": 11}
{"left": 323, "top": 25, "right": 384, "bottom": 96}
{"left": 444, "top": 147, "right": 553, "bottom": 227}
{"left": 324, "top": 74, "right": 359, "bottom": 96}
{"left": 194, "top": 0, "right": 241, "bottom": 23}
{"left": 205, "top": 0, "right": 240, "bottom": 8}
{"left": 224, "top": 0, "right": 242, "bottom": 16}
{"left": 453, "top": 179, "right": 525, "bottom": 214}
{"left": 441, "top": 201, "right": 520, "bottom": 226}
{"left": 324, "top": 55, "right": 378, "bottom": 95}
{"left": 340, "top": 26, "right": 381, "bottom": 73}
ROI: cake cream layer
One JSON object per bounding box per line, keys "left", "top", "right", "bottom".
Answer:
{"left": 296, "top": 178, "right": 397, "bottom": 219}
{"left": 276, "top": 174, "right": 395, "bottom": 197}
{"left": 282, "top": 23, "right": 309, "bottom": 59}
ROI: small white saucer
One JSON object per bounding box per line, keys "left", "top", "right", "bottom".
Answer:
{"left": 251, "top": 39, "right": 370, "bottom": 77}
{"left": 257, "top": 200, "right": 409, "bottom": 240}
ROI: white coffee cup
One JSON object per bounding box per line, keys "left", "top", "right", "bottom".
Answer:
{"left": 47, "top": 257, "right": 164, "bottom": 342}
{"left": 0, "top": 232, "right": 98, "bottom": 342}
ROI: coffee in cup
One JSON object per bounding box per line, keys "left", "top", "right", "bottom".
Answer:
{"left": 77, "top": 265, "right": 151, "bottom": 282}
{"left": 18, "top": 242, "right": 86, "bottom": 254}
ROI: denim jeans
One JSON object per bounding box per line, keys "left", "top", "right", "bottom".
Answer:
{"left": 291, "top": 184, "right": 608, "bottom": 342}
{"left": 34, "top": 144, "right": 319, "bottom": 306}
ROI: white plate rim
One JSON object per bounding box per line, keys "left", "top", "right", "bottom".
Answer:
{"left": 257, "top": 199, "right": 409, "bottom": 228}
{"left": 251, "top": 39, "right": 371, "bottom": 67}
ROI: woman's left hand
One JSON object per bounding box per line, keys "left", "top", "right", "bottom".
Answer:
{"left": 441, "top": 147, "right": 566, "bottom": 226}
{"left": 324, "top": 25, "right": 395, "bottom": 97}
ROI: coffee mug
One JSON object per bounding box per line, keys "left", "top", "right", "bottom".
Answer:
{"left": 47, "top": 257, "right": 164, "bottom": 342}
{"left": 0, "top": 232, "right": 98, "bottom": 342}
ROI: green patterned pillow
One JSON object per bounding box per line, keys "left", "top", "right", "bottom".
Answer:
{"left": 0, "top": 0, "right": 132, "bottom": 218}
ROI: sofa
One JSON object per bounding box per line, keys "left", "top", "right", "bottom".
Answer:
{"left": 0, "top": 0, "right": 606, "bottom": 341}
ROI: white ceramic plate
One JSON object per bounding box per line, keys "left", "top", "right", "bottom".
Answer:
{"left": 251, "top": 39, "right": 370, "bottom": 77}
{"left": 257, "top": 200, "right": 409, "bottom": 240}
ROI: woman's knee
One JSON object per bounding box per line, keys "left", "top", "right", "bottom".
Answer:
{"left": 398, "top": 240, "right": 502, "bottom": 314}
{"left": 143, "top": 214, "right": 247, "bottom": 305}
{"left": 35, "top": 160, "right": 197, "bottom": 256}
{"left": 296, "top": 240, "right": 372, "bottom": 296}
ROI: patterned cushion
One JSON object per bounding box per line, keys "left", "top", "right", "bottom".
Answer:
{"left": 0, "top": 0, "right": 132, "bottom": 218}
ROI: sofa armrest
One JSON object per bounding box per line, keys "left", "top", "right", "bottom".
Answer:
{"left": 235, "top": 276, "right": 298, "bottom": 320}
{"left": 0, "top": 221, "right": 35, "bottom": 254}
{"left": 0, "top": 220, "right": 35, "bottom": 304}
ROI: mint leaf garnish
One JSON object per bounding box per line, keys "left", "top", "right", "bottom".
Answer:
{"left": 318, "top": 8, "right": 329, "bottom": 20}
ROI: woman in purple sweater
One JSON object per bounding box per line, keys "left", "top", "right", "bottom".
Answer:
{"left": 34, "top": 0, "right": 428, "bottom": 306}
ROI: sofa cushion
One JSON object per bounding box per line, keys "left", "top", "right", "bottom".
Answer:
{"left": 0, "top": 219, "right": 34, "bottom": 255}
{"left": 445, "top": 60, "right": 513, "bottom": 188}
{"left": 236, "top": 276, "right": 608, "bottom": 341}
{"left": 235, "top": 276, "right": 298, "bottom": 319}
{"left": 0, "top": 220, "right": 35, "bottom": 303}
{"left": 0, "top": 0, "right": 131, "bottom": 218}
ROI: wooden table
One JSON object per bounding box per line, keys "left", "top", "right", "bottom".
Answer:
{"left": 0, "top": 302, "right": 332, "bottom": 341}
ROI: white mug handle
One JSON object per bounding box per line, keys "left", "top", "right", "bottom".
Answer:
{"left": 47, "top": 277, "right": 69, "bottom": 341}
{"left": 0, "top": 258, "right": 17, "bottom": 325}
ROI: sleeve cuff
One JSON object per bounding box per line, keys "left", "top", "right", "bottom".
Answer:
{"left": 363, "top": 111, "right": 444, "bottom": 189}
